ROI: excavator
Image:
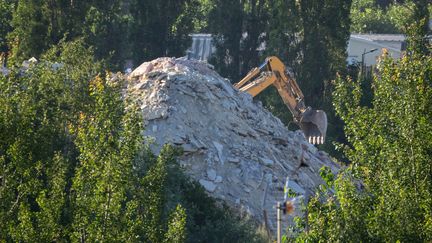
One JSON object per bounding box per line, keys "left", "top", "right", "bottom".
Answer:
{"left": 234, "top": 56, "right": 327, "bottom": 145}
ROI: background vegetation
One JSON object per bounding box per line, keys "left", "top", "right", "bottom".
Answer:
{"left": 0, "top": 0, "right": 431, "bottom": 242}
{"left": 293, "top": 24, "right": 431, "bottom": 242}
{"left": 290, "top": 2, "right": 431, "bottom": 242}
{"left": 0, "top": 40, "right": 264, "bottom": 242}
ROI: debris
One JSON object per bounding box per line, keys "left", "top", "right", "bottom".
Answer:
{"left": 227, "top": 157, "right": 240, "bottom": 164}
{"left": 127, "top": 57, "right": 339, "bottom": 231}
{"left": 212, "top": 141, "right": 224, "bottom": 165}
{"left": 199, "top": 179, "right": 217, "bottom": 192}
{"left": 207, "top": 169, "right": 217, "bottom": 181}
{"left": 260, "top": 157, "right": 274, "bottom": 167}
{"left": 215, "top": 176, "right": 223, "bottom": 183}
{"left": 287, "top": 180, "right": 306, "bottom": 195}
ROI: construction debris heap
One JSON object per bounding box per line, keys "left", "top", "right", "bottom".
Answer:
{"left": 127, "top": 57, "right": 339, "bottom": 230}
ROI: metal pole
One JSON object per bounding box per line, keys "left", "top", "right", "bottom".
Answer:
{"left": 277, "top": 202, "right": 281, "bottom": 243}
{"left": 361, "top": 49, "right": 366, "bottom": 76}
{"left": 361, "top": 48, "right": 378, "bottom": 77}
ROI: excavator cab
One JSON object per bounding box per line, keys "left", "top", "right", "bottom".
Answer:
{"left": 235, "top": 56, "right": 327, "bottom": 144}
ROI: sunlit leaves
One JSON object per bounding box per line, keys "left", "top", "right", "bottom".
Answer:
{"left": 297, "top": 42, "right": 432, "bottom": 241}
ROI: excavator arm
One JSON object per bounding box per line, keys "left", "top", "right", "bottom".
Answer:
{"left": 234, "top": 56, "right": 327, "bottom": 144}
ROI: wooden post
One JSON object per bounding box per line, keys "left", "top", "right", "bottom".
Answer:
{"left": 277, "top": 202, "right": 281, "bottom": 243}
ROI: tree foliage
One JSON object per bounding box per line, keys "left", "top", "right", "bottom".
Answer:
{"left": 207, "top": 0, "right": 263, "bottom": 81}
{"left": 0, "top": 39, "right": 99, "bottom": 241}
{"left": 257, "top": 0, "right": 352, "bottom": 158}
{"left": 298, "top": 0, "right": 352, "bottom": 107}
{"left": 295, "top": 32, "right": 432, "bottom": 242}
{"left": 350, "top": 0, "right": 431, "bottom": 34}
{"left": 351, "top": 0, "right": 403, "bottom": 33}
{"left": 165, "top": 204, "right": 187, "bottom": 243}
{"left": 1, "top": 0, "right": 354, "bottom": 161}
{"left": 0, "top": 39, "right": 263, "bottom": 242}
{"left": 4, "top": 0, "right": 199, "bottom": 69}
{"left": 4, "top": 1, "right": 432, "bottom": 242}
{"left": 0, "top": 0, "right": 14, "bottom": 53}
{"left": 128, "top": 0, "right": 199, "bottom": 65}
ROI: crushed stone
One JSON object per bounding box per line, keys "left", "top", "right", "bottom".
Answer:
{"left": 127, "top": 57, "right": 340, "bottom": 231}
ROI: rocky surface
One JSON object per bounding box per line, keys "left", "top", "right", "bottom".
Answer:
{"left": 127, "top": 57, "right": 339, "bottom": 231}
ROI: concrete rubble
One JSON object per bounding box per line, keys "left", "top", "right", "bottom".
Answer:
{"left": 127, "top": 57, "right": 339, "bottom": 231}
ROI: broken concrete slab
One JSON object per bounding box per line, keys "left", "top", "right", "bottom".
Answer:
{"left": 199, "top": 179, "right": 217, "bottom": 192}
{"left": 127, "top": 57, "right": 340, "bottom": 232}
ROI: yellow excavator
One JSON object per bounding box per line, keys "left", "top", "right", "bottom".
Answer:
{"left": 234, "top": 56, "right": 327, "bottom": 145}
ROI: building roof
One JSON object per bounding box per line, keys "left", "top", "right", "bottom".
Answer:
{"left": 349, "top": 35, "right": 402, "bottom": 53}
{"left": 189, "top": 33, "right": 212, "bottom": 38}
{"left": 351, "top": 34, "right": 406, "bottom": 42}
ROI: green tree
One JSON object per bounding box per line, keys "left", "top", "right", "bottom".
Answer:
{"left": 298, "top": 0, "right": 352, "bottom": 108}
{"left": 70, "top": 74, "right": 139, "bottom": 241}
{"left": 140, "top": 145, "right": 171, "bottom": 242}
{"left": 41, "top": 0, "right": 88, "bottom": 47}
{"left": 6, "top": 0, "right": 204, "bottom": 69}
{"left": 128, "top": 0, "right": 198, "bottom": 64}
{"left": 9, "top": 0, "right": 49, "bottom": 63}
{"left": 239, "top": 0, "right": 269, "bottom": 75}
{"left": 350, "top": 0, "right": 431, "bottom": 34}
{"left": 34, "top": 153, "right": 70, "bottom": 241}
{"left": 260, "top": 0, "right": 351, "bottom": 158}
{"left": 407, "top": 0, "right": 430, "bottom": 55}
{"left": 0, "top": 39, "right": 100, "bottom": 241}
{"left": 350, "top": 0, "right": 401, "bottom": 33}
{"left": 296, "top": 32, "right": 432, "bottom": 242}
{"left": 302, "top": 0, "right": 352, "bottom": 157}
{"left": 257, "top": 0, "right": 299, "bottom": 127}
{"left": 164, "top": 204, "right": 187, "bottom": 243}
{"left": 81, "top": 1, "right": 129, "bottom": 69}
{"left": 0, "top": 0, "right": 15, "bottom": 54}
{"left": 208, "top": 0, "right": 269, "bottom": 82}
{"left": 8, "top": 0, "right": 127, "bottom": 67}
{"left": 265, "top": 0, "right": 301, "bottom": 68}
{"left": 8, "top": 0, "right": 93, "bottom": 64}
{"left": 207, "top": 0, "right": 244, "bottom": 81}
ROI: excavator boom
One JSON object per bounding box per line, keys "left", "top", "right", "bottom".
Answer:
{"left": 235, "top": 56, "right": 327, "bottom": 144}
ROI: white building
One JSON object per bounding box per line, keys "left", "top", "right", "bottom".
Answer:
{"left": 347, "top": 34, "right": 406, "bottom": 66}
{"left": 187, "top": 34, "right": 214, "bottom": 61}
{"left": 188, "top": 33, "right": 408, "bottom": 67}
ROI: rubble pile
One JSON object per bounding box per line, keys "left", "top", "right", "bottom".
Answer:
{"left": 127, "top": 57, "right": 339, "bottom": 230}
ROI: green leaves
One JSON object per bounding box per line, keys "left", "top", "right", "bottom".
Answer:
{"left": 4, "top": 0, "right": 200, "bottom": 70}
{"left": 297, "top": 35, "right": 432, "bottom": 241}
{"left": 165, "top": 204, "right": 187, "bottom": 243}
{"left": 0, "top": 39, "right": 264, "bottom": 242}
{"left": 0, "top": 40, "right": 94, "bottom": 242}
{"left": 0, "top": 0, "right": 14, "bottom": 53}
{"left": 71, "top": 73, "right": 133, "bottom": 241}
{"left": 350, "top": 0, "right": 413, "bottom": 34}
{"left": 128, "top": 0, "right": 198, "bottom": 64}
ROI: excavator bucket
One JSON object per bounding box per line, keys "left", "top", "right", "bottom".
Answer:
{"left": 299, "top": 109, "right": 328, "bottom": 145}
